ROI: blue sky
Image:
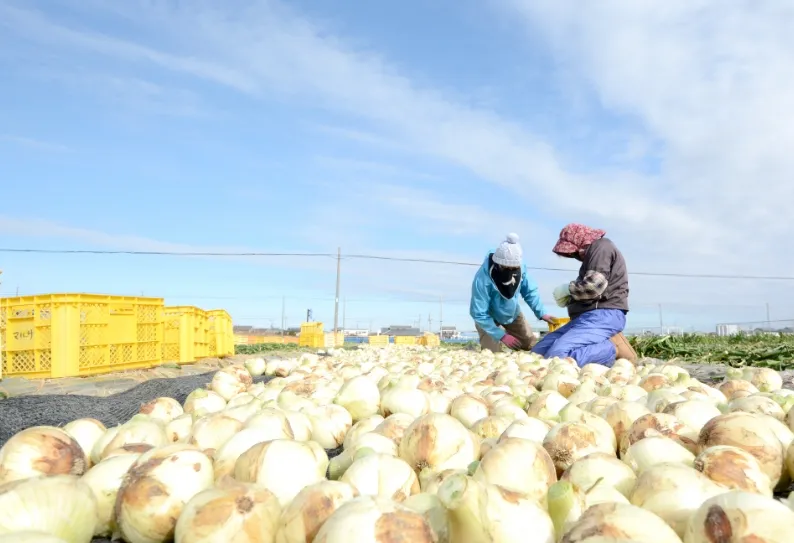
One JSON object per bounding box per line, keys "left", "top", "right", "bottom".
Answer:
{"left": 1, "top": 0, "right": 793, "bottom": 333}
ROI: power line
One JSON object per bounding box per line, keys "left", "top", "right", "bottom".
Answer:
{"left": 1, "top": 247, "right": 794, "bottom": 281}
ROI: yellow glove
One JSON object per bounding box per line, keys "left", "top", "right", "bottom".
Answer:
{"left": 553, "top": 283, "right": 572, "bottom": 307}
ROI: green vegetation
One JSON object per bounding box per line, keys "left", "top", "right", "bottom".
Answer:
{"left": 629, "top": 334, "right": 794, "bottom": 367}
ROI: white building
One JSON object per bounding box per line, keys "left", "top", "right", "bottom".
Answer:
{"left": 343, "top": 329, "right": 370, "bottom": 337}
{"left": 716, "top": 324, "right": 740, "bottom": 336}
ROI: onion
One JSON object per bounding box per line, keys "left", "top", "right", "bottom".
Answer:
{"left": 470, "top": 415, "right": 512, "bottom": 440}
{"left": 499, "top": 417, "right": 553, "bottom": 444}
{"left": 234, "top": 440, "right": 329, "bottom": 506}
{"left": 188, "top": 414, "right": 244, "bottom": 452}
{"left": 398, "top": 414, "right": 478, "bottom": 476}
{"left": 543, "top": 422, "right": 611, "bottom": 475}
{"left": 0, "top": 532, "right": 68, "bottom": 543}
{"left": 213, "top": 427, "right": 288, "bottom": 482}
{"left": 340, "top": 451, "right": 419, "bottom": 502}
{"left": 629, "top": 463, "right": 726, "bottom": 536}
{"left": 211, "top": 366, "right": 253, "bottom": 400}
{"left": 561, "top": 452, "right": 637, "bottom": 497}
{"left": 333, "top": 376, "right": 381, "bottom": 422}
{"left": 281, "top": 411, "right": 312, "bottom": 441}
{"left": 622, "top": 436, "right": 696, "bottom": 473}
{"left": 165, "top": 414, "right": 194, "bottom": 443}
{"left": 472, "top": 437, "right": 556, "bottom": 504}
{"left": 0, "top": 425, "right": 88, "bottom": 484}
{"left": 183, "top": 389, "right": 227, "bottom": 416}
{"left": 698, "top": 412, "right": 785, "bottom": 487}
{"left": 603, "top": 401, "right": 651, "bottom": 446}
{"left": 558, "top": 403, "right": 617, "bottom": 453}
{"left": 244, "top": 357, "right": 266, "bottom": 376}
{"left": 140, "top": 397, "right": 184, "bottom": 423}
{"left": 62, "top": 418, "right": 106, "bottom": 468}
{"left": 527, "top": 390, "right": 569, "bottom": 420}
{"left": 684, "top": 490, "right": 794, "bottom": 542}
{"left": 728, "top": 395, "right": 786, "bottom": 421}
{"left": 0, "top": 475, "right": 97, "bottom": 541}
{"left": 694, "top": 445, "right": 772, "bottom": 496}
{"left": 373, "top": 414, "right": 414, "bottom": 446}
{"left": 718, "top": 379, "right": 758, "bottom": 400}
{"left": 312, "top": 496, "right": 436, "bottom": 543}
{"left": 343, "top": 415, "right": 385, "bottom": 449}
{"left": 561, "top": 502, "right": 682, "bottom": 543}
{"left": 275, "top": 480, "right": 358, "bottom": 543}
{"left": 115, "top": 444, "right": 214, "bottom": 543}
{"left": 437, "top": 473, "right": 555, "bottom": 543}
{"left": 97, "top": 415, "right": 168, "bottom": 461}
{"left": 227, "top": 393, "right": 260, "bottom": 409}
{"left": 329, "top": 432, "right": 398, "bottom": 480}
{"left": 402, "top": 493, "right": 451, "bottom": 543}
{"left": 662, "top": 400, "right": 721, "bottom": 433}
{"left": 620, "top": 413, "right": 698, "bottom": 456}
{"left": 81, "top": 453, "right": 141, "bottom": 536}
{"left": 175, "top": 479, "right": 281, "bottom": 543}
{"left": 584, "top": 395, "right": 618, "bottom": 416}
{"left": 306, "top": 405, "right": 353, "bottom": 449}
{"left": 380, "top": 384, "right": 432, "bottom": 418}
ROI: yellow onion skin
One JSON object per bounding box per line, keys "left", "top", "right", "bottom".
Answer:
{"left": 175, "top": 480, "right": 281, "bottom": 543}
{"left": 698, "top": 412, "right": 785, "bottom": 488}
{"left": 0, "top": 474, "right": 98, "bottom": 542}
{"left": 683, "top": 490, "right": 794, "bottom": 543}
{"left": 561, "top": 502, "right": 682, "bottom": 543}
{"left": 0, "top": 426, "right": 88, "bottom": 484}
{"left": 275, "top": 481, "right": 359, "bottom": 543}
{"left": 313, "top": 496, "right": 437, "bottom": 543}
{"left": 114, "top": 444, "right": 215, "bottom": 543}
{"left": 694, "top": 445, "right": 773, "bottom": 496}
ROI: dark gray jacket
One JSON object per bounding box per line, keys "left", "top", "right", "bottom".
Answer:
{"left": 567, "top": 237, "right": 629, "bottom": 319}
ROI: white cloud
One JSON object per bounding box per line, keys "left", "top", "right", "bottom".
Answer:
{"left": 3, "top": 0, "right": 792, "bottom": 326}
{"left": 0, "top": 134, "right": 71, "bottom": 152}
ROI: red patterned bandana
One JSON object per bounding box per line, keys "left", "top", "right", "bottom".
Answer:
{"left": 552, "top": 223, "right": 606, "bottom": 256}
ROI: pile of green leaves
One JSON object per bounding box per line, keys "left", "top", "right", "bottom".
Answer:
{"left": 629, "top": 333, "right": 794, "bottom": 368}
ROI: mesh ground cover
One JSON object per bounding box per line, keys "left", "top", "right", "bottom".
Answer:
{"left": 0, "top": 370, "right": 343, "bottom": 543}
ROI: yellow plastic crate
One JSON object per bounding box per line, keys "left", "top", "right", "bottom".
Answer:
{"left": 299, "top": 332, "right": 325, "bottom": 348}
{"left": 207, "top": 309, "right": 234, "bottom": 357}
{"left": 418, "top": 333, "right": 441, "bottom": 347}
{"left": 394, "top": 336, "right": 417, "bottom": 345}
{"left": 0, "top": 294, "right": 164, "bottom": 379}
{"left": 163, "top": 306, "right": 208, "bottom": 363}
{"left": 300, "top": 322, "right": 323, "bottom": 336}
{"left": 547, "top": 317, "right": 571, "bottom": 333}
{"left": 324, "top": 332, "right": 344, "bottom": 348}
{"left": 368, "top": 335, "right": 389, "bottom": 347}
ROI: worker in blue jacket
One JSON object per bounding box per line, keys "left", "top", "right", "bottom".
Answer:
{"left": 470, "top": 233, "right": 556, "bottom": 352}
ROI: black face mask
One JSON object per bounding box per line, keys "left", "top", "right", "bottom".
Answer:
{"left": 489, "top": 255, "right": 522, "bottom": 299}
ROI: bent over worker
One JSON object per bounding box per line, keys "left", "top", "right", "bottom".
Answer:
{"left": 531, "top": 223, "right": 636, "bottom": 366}
{"left": 470, "top": 233, "right": 555, "bottom": 352}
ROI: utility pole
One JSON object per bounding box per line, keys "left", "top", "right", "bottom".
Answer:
{"left": 439, "top": 294, "right": 443, "bottom": 337}
{"left": 766, "top": 302, "right": 771, "bottom": 330}
{"left": 281, "top": 296, "right": 285, "bottom": 336}
{"left": 333, "top": 247, "right": 341, "bottom": 334}
{"left": 428, "top": 314, "right": 432, "bottom": 332}
{"left": 343, "top": 298, "right": 347, "bottom": 331}
{"left": 658, "top": 304, "right": 664, "bottom": 334}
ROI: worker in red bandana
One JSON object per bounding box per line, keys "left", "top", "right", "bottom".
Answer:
{"left": 531, "top": 223, "right": 636, "bottom": 366}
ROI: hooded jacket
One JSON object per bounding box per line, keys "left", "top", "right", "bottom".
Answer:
{"left": 469, "top": 252, "right": 546, "bottom": 341}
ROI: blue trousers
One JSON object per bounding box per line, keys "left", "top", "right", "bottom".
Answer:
{"left": 531, "top": 309, "right": 626, "bottom": 367}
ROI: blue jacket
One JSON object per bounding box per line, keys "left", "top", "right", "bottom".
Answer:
{"left": 469, "top": 252, "right": 547, "bottom": 341}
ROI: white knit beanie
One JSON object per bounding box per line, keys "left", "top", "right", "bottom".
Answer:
{"left": 493, "top": 233, "right": 522, "bottom": 267}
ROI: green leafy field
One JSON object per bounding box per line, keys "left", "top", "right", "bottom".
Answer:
{"left": 628, "top": 334, "right": 794, "bottom": 367}
{"left": 234, "top": 334, "right": 794, "bottom": 368}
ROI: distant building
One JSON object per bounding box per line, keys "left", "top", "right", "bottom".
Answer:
{"left": 381, "top": 325, "right": 421, "bottom": 337}
{"left": 233, "top": 325, "right": 253, "bottom": 334}
{"left": 440, "top": 326, "right": 459, "bottom": 340}
{"left": 716, "top": 324, "right": 740, "bottom": 336}
{"left": 343, "top": 329, "right": 370, "bottom": 337}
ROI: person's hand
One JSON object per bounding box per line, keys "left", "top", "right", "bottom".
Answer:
{"left": 540, "top": 314, "right": 556, "bottom": 324}
{"left": 553, "top": 283, "right": 572, "bottom": 307}
{"left": 500, "top": 334, "right": 521, "bottom": 349}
